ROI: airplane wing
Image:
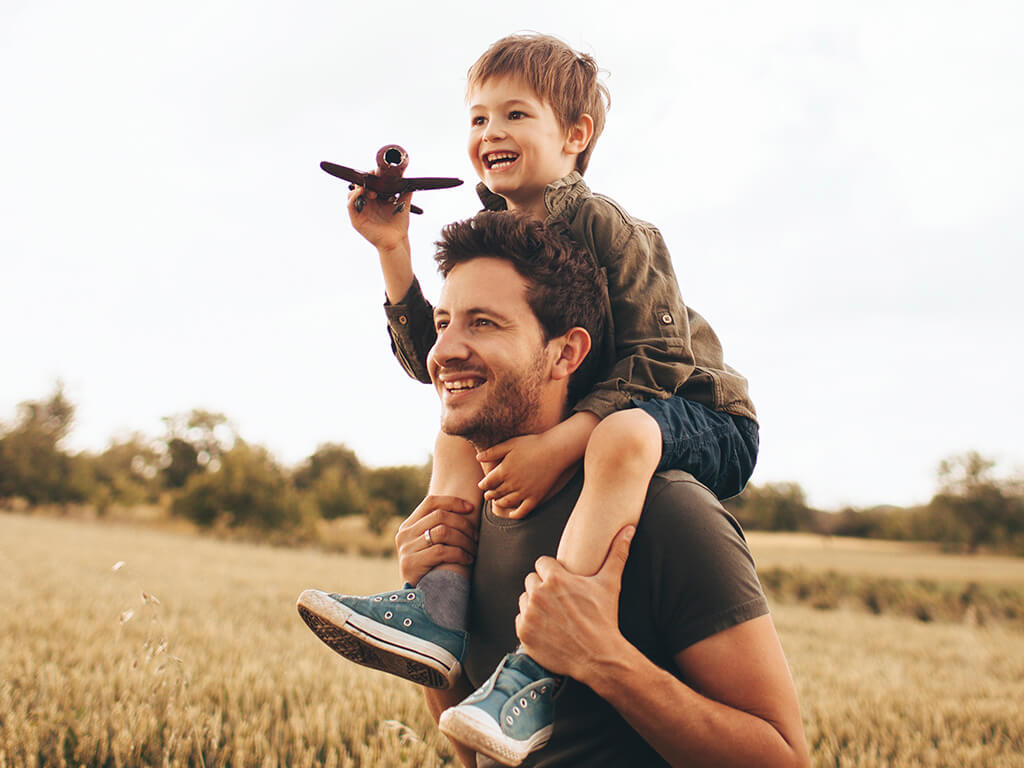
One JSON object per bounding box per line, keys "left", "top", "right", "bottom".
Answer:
{"left": 320, "top": 161, "right": 370, "bottom": 186}
{"left": 402, "top": 176, "right": 464, "bottom": 191}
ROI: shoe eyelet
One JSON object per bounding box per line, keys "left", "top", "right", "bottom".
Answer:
{"left": 389, "top": 594, "right": 399, "bottom": 601}
{"left": 373, "top": 596, "right": 383, "bottom": 602}
{"left": 520, "top": 698, "right": 528, "bottom": 707}
{"left": 512, "top": 706, "right": 520, "bottom": 715}
{"left": 407, "top": 593, "right": 416, "bottom": 600}
{"left": 403, "top": 618, "right": 412, "bottom": 627}
{"left": 540, "top": 686, "right": 548, "bottom": 694}
{"left": 505, "top": 716, "right": 514, "bottom": 726}
{"left": 384, "top": 611, "right": 393, "bottom": 620}
{"left": 530, "top": 691, "right": 537, "bottom": 700}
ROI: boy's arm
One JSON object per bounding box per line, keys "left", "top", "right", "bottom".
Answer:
{"left": 476, "top": 411, "right": 599, "bottom": 517}
{"left": 348, "top": 185, "right": 417, "bottom": 302}
{"left": 384, "top": 278, "right": 436, "bottom": 384}
{"left": 346, "top": 186, "right": 437, "bottom": 382}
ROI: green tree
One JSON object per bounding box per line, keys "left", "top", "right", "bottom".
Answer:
{"left": 727, "top": 482, "right": 814, "bottom": 531}
{"left": 92, "top": 433, "right": 161, "bottom": 508}
{"left": 172, "top": 439, "right": 298, "bottom": 529}
{"left": 365, "top": 463, "right": 431, "bottom": 519}
{"left": 929, "top": 452, "right": 1024, "bottom": 554}
{"left": 294, "top": 443, "right": 369, "bottom": 519}
{"left": 158, "top": 410, "right": 234, "bottom": 489}
{"left": 0, "top": 383, "right": 78, "bottom": 504}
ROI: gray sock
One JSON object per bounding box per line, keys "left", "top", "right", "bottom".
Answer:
{"left": 416, "top": 570, "right": 470, "bottom": 632}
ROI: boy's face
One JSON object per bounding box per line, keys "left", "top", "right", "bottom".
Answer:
{"left": 467, "top": 76, "right": 580, "bottom": 219}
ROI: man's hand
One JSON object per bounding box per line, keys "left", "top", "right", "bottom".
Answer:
{"left": 476, "top": 431, "right": 574, "bottom": 519}
{"left": 395, "top": 495, "right": 477, "bottom": 586}
{"left": 515, "top": 525, "right": 635, "bottom": 681}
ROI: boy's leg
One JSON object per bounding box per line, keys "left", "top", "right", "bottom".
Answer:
{"left": 439, "top": 409, "right": 662, "bottom": 765}
{"left": 556, "top": 409, "right": 662, "bottom": 575}
{"left": 416, "top": 431, "right": 483, "bottom": 629}
{"left": 635, "top": 396, "right": 759, "bottom": 500}
{"left": 296, "top": 431, "right": 483, "bottom": 689}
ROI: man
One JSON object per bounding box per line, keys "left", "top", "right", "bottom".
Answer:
{"left": 306, "top": 212, "right": 809, "bottom": 767}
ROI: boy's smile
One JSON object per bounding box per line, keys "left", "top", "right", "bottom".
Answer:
{"left": 467, "top": 76, "right": 586, "bottom": 220}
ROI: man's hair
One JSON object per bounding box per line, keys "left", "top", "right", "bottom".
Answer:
{"left": 467, "top": 32, "right": 610, "bottom": 175}
{"left": 435, "top": 211, "right": 607, "bottom": 403}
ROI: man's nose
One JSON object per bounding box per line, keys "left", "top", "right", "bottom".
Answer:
{"left": 428, "top": 324, "right": 472, "bottom": 368}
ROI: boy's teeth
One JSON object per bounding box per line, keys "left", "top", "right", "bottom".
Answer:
{"left": 486, "top": 152, "right": 518, "bottom": 169}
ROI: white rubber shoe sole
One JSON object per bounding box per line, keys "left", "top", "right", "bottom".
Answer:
{"left": 296, "top": 588, "right": 461, "bottom": 689}
{"left": 439, "top": 704, "right": 552, "bottom": 767}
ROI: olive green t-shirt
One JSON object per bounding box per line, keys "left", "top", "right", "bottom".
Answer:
{"left": 465, "top": 469, "right": 768, "bottom": 768}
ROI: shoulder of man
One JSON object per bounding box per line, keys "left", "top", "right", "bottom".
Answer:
{"left": 641, "top": 469, "right": 748, "bottom": 543}
{"left": 628, "top": 469, "right": 766, "bottom": 655}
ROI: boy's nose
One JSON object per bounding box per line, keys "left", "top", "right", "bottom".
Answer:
{"left": 483, "top": 121, "right": 506, "bottom": 141}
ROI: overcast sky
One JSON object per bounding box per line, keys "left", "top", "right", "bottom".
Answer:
{"left": 2, "top": 0, "right": 1022, "bottom": 510}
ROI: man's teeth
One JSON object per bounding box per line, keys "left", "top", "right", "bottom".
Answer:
{"left": 486, "top": 152, "right": 518, "bottom": 169}
{"left": 446, "top": 379, "right": 482, "bottom": 392}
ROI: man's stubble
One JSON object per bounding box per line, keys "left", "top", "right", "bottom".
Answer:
{"left": 439, "top": 352, "right": 548, "bottom": 451}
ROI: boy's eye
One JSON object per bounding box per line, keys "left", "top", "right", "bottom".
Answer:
{"left": 471, "top": 115, "right": 486, "bottom": 126}
{"left": 509, "top": 110, "right": 526, "bottom": 120}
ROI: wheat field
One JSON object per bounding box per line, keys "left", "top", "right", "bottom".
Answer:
{"left": 2, "top": 513, "right": 1022, "bottom": 767}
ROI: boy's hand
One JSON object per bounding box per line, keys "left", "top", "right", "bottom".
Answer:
{"left": 476, "top": 432, "right": 574, "bottom": 519}
{"left": 347, "top": 180, "right": 412, "bottom": 253}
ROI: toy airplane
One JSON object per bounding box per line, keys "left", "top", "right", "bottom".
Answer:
{"left": 320, "top": 144, "right": 463, "bottom": 215}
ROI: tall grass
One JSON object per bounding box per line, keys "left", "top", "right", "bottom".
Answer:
{"left": 2, "top": 513, "right": 1022, "bottom": 767}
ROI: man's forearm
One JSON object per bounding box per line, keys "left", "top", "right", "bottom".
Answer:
{"left": 585, "top": 636, "right": 809, "bottom": 768}
{"left": 424, "top": 683, "right": 477, "bottom": 768}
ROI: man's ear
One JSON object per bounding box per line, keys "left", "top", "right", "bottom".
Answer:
{"left": 549, "top": 327, "right": 592, "bottom": 381}
{"left": 564, "top": 114, "right": 594, "bottom": 157}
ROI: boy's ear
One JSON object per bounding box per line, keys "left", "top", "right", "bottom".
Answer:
{"left": 564, "top": 114, "right": 595, "bottom": 157}
{"left": 549, "top": 327, "right": 592, "bottom": 381}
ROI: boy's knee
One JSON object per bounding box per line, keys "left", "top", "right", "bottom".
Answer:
{"left": 588, "top": 409, "right": 662, "bottom": 470}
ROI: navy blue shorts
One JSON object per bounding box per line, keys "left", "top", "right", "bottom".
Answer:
{"left": 632, "top": 396, "right": 759, "bottom": 500}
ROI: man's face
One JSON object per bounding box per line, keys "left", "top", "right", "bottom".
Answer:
{"left": 467, "top": 76, "right": 577, "bottom": 217}
{"left": 427, "top": 257, "right": 555, "bottom": 449}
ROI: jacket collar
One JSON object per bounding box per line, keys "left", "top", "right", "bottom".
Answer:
{"left": 476, "top": 171, "right": 591, "bottom": 223}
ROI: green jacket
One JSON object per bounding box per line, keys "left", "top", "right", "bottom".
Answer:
{"left": 384, "top": 173, "right": 756, "bottom": 423}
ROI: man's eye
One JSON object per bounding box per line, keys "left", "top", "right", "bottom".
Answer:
{"left": 435, "top": 320, "right": 449, "bottom": 331}
{"left": 473, "top": 318, "right": 493, "bottom": 327}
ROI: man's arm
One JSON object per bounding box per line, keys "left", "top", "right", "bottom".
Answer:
{"left": 517, "top": 527, "right": 810, "bottom": 768}
{"left": 424, "top": 682, "right": 477, "bottom": 767}
{"left": 394, "top": 494, "right": 481, "bottom": 766}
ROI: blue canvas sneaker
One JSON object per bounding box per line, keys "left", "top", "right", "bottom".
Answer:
{"left": 439, "top": 652, "right": 559, "bottom": 766}
{"left": 296, "top": 586, "right": 467, "bottom": 689}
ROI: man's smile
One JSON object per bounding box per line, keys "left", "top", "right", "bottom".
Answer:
{"left": 439, "top": 372, "right": 487, "bottom": 397}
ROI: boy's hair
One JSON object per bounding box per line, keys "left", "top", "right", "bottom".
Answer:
{"left": 467, "top": 32, "right": 610, "bottom": 175}
{"left": 435, "top": 211, "right": 607, "bottom": 403}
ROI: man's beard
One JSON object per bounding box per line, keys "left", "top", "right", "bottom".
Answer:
{"left": 439, "top": 353, "right": 547, "bottom": 450}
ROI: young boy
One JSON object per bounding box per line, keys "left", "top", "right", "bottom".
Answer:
{"left": 297, "top": 33, "right": 758, "bottom": 765}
